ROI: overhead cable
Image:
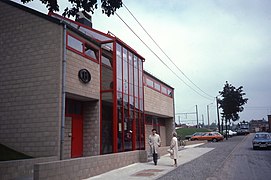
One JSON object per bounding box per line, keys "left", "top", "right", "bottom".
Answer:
{"left": 122, "top": 3, "right": 214, "bottom": 99}
{"left": 115, "top": 12, "right": 213, "bottom": 101}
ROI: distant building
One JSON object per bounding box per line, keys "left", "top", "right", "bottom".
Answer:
{"left": 249, "top": 119, "right": 269, "bottom": 132}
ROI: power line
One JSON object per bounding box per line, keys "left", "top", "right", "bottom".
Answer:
{"left": 122, "top": 3, "right": 214, "bottom": 99}
{"left": 115, "top": 12, "right": 213, "bottom": 101}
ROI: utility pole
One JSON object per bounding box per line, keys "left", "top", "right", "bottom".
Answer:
{"left": 178, "top": 115, "right": 181, "bottom": 126}
{"left": 196, "top": 105, "right": 199, "bottom": 128}
{"left": 207, "top": 105, "right": 210, "bottom": 129}
{"left": 207, "top": 103, "right": 213, "bottom": 129}
{"left": 216, "top": 96, "right": 220, "bottom": 133}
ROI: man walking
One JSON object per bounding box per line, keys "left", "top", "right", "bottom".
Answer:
{"left": 148, "top": 128, "right": 161, "bottom": 165}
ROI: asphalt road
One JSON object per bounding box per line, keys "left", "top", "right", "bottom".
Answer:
{"left": 158, "top": 133, "right": 271, "bottom": 180}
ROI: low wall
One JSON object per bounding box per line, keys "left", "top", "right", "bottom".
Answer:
{"left": 0, "top": 156, "right": 58, "bottom": 180}
{"left": 34, "top": 150, "right": 147, "bottom": 180}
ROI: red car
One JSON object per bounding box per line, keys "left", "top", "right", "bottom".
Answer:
{"left": 191, "top": 132, "right": 224, "bottom": 142}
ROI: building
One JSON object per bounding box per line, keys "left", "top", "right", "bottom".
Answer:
{"left": 0, "top": 0, "right": 175, "bottom": 179}
{"left": 249, "top": 119, "right": 269, "bottom": 133}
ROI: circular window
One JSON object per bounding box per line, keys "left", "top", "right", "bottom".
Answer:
{"left": 78, "top": 69, "right": 91, "bottom": 83}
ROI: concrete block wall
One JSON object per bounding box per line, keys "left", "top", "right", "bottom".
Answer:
{"left": 144, "top": 87, "right": 174, "bottom": 117}
{"left": 0, "top": 156, "right": 58, "bottom": 180}
{"left": 63, "top": 117, "right": 72, "bottom": 159}
{"left": 165, "top": 118, "right": 175, "bottom": 146}
{"left": 83, "top": 101, "right": 100, "bottom": 156}
{"left": 34, "top": 150, "right": 147, "bottom": 180}
{"left": 0, "top": 1, "right": 63, "bottom": 157}
{"left": 160, "top": 125, "right": 167, "bottom": 146}
{"left": 66, "top": 48, "right": 100, "bottom": 99}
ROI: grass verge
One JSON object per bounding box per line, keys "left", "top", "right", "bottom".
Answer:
{"left": 176, "top": 127, "right": 211, "bottom": 140}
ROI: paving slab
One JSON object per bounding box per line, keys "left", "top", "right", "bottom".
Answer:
{"left": 85, "top": 143, "right": 214, "bottom": 180}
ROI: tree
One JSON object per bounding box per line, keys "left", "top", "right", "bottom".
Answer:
{"left": 218, "top": 81, "right": 248, "bottom": 139}
{"left": 21, "top": 0, "right": 123, "bottom": 17}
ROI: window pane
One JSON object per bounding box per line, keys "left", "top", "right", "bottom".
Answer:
{"left": 123, "top": 94, "right": 128, "bottom": 109}
{"left": 139, "top": 98, "right": 143, "bottom": 111}
{"left": 134, "top": 56, "right": 138, "bottom": 69}
{"left": 154, "top": 82, "right": 160, "bottom": 91}
{"left": 139, "top": 69, "right": 142, "bottom": 88}
{"left": 117, "top": 55, "right": 122, "bottom": 79}
{"left": 129, "top": 62, "right": 133, "bottom": 96}
{"left": 129, "top": 95, "right": 134, "bottom": 109}
{"left": 117, "top": 79, "right": 122, "bottom": 92}
{"left": 116, "top": 43, "right": 121, "bottom": 57}
{"left": 138, "top": 59, "right": 142, "bottom": 71}
{"left": 123, "top": 53, "right": 128, "bottom": 94}
{"left": 134, "top": 85, "right": 138, "bottom": 97}
{"left": 134, "top": 67, "right": 138, "bottom": 86}
{"left": 135, "top": 97, "right": 138, "bottom": 109}
{"left": 124, "top": 109, "right": 132, "bottom": 151}
{"left": 117, "top": 47, "right": 122, "bottom": 92}
{"left": 146, "top": 78, "right": 153, "bottom": 87}
{"left": 129, "top": 52, "right": 133, "bottom": 65}
{"left": 162, "top": 86, "right": 167, "bottom": 94}
{"left": 101, "top": 93, "right": 113, "bottom": 154}
{"left": 167, "top": 89, "right": 173, "bottom": 97}
{"left": 67, "top": 35, "right": 83, "bottom": 52}
{"left": 139, "top": 87, "right": 143, "bottom": 99}
{"left": 85, "top": 44, "right": 98, "bottom": 60}
{"left": 101, "top": 54, "right": 113, "bottom": 90}
{"left": 101, "top": 55, "right": 112, "bottom": 67}
{"left": 124, "top": 81, "right": 128, "bottom": 94}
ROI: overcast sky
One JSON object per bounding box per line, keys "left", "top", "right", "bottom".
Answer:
{"left": 13, "top": 0, "right": 271, "bottom": 125}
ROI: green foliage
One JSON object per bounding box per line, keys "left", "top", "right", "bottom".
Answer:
{"left": 218, "top": 81, "right": 248, "bottom": 122}
{"left": 176, "top": 128, "right": 211, "bottom": 140}
{"left": 21, "top": 0, "right": 123, "bottom": 17}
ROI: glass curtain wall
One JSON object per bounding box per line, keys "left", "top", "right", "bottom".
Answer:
{"left": 101, "top": 42, "right": 114, "bottom": 154}
{"left": 116, "top": 43, "right": 145, "bottom": 152}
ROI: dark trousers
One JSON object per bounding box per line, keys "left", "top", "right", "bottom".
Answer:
{"left": 153, "top": 153, "right": 158, "bottom": 165}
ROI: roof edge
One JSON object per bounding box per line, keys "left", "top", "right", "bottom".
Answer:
{"left": 1, "top": 0, "right": 61, "bottom": 25}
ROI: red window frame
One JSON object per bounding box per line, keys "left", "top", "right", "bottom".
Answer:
{"left": 144, "top": 75, "right": 173, "bottom": 98}
{"left": 66, "top": 32, "right": 99, "bottom": 63}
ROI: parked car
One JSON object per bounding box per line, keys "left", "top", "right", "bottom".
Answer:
{"left": 223, "top": 130, "right": 237, "bottom": 137}
{"left": 190, "top": 132, "right": 224, "bottom": 142}
{"left": 252, "top": 132, "right": 271, "bottom": 150}
{"left": 186, "top": 132, "right": 207, "bottom": 140}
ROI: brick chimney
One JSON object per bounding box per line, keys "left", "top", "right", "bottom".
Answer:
{"left": 76, "top": 11, "right": 92, "bottom": 28}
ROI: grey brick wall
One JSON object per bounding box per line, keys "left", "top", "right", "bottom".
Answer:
{"left": 66, "top": 42, "right": 100, "bottom": 99}
{"left": 0, "top": 156, "right": 58, "bottom": 180}
{"left": 34, "top": 150, "right": 147, "bottom": 180}
{"left": 63, "top": 117, "right": 72, "bottom": 159}
{"left": 144, "top": 87, "right": 174, "bottom": 117}
{"left": 83, "top": 101, "right": 100, "bottom": 156}
{"left": 165, "top": 118, "right": 175, "bottom": 146}
{"left": 0, "top": 1, "right": 63, "bottom": 157}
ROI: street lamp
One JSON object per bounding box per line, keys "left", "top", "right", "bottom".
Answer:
{"left": 207, "top": 103, "right": 213, "bottom": 129}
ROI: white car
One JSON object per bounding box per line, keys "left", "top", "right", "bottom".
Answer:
{"left": 223, "top": 130, "right": 237, "bottom": 137}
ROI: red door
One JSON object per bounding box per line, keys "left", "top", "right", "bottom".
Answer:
{"left": 71, "top": 115, "right": 83, "bottom": 158}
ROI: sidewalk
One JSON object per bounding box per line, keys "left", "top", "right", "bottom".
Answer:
{"left": 85, "top": 143, "right": 214, "bottom": 180}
